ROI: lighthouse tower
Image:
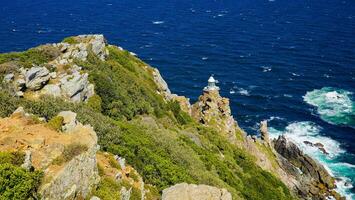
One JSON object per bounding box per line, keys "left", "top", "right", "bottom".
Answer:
{"left": 203, "top": 75, "right": 220, "bottom": 91}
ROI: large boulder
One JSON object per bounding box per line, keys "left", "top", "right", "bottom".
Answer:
{"left": 58, "top": 111, "right": 78, "bottom": 133}
{"left": 60, "top": 72, "right": 93, "bottom": 102}
{"left": 25, "top": 66, "right": 50, "bottom": 90}
{"left": 41, "top": 84, "right": 61, "bottom": 97}
{"left": 162, "top": 183, "right": 232, "bottom": 200}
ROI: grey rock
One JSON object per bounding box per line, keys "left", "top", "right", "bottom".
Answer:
{"left": 49, "top": 72, "right": 57, "bottom": 79}
{"left": 114, "top": 155, "right": 126, "bottom": 170}
{"left": 39, "top": 145, "right": 100, "bottom": 200}
{"left": 273, "top": 136, "right": 335, "bottom": 198}
{"left": 25, "top": 66, "right": 50, "bottom": 90}
{"left": 12, "top": 107, "right": 26, "bottom": 117}
{"left": 60, "top": 72, "right": 93, "bottom": 102}
{"left": 260, "top": 120, "right": 270, "bottom": 144}
{"left": 58, "top": 111, "right": 77, "bottom": 133}
{"left": 90, "top": 35, "right": 107, "bottom": 60}
{"left": 152, "top": 68, "right": 172, "bottom": 100}
{"left": 115, "top": 172, "right": 122, "bottom": 182}
{"left": 120, "top": 187, "right": 131, "bottom": 200}
{"left": 16, "top": 91, "right": 24, "bottom": 97}
{"left": 41, "top": 84, "right": 61, "bottom": 97}
{"left": 162, "top": 183, "right": 232, "bottom": 200}
{"left": 90, "top": 196, "right": 101, "bottom": 200}
{"left": 21, "top": 150, "right": 32, "bottom": 170}
{"left": 3, "top": 73, "right": 14, "bottom": 83}
{"left": 15, "top": 78, "right": 26, "bottom": 91}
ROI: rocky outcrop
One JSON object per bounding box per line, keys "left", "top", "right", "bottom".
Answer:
{"left": 191, "top": 90, "right": 237, "bottom": 142}
{"left": 273, "top": 135, "right": 338, "bottom": 199}
{"left": 152, "top": 68, "right": 172, "bottom": 100}
{"left": 260, "top": 120, "right": 270, "bottom": 144}
{"left": 60, "top": 71, "right": 94, "bottom": 102}
{"left": 162, "top": 183, "right": 232, "bottom": 200}
{"left": 52, "top": 34, "right": 108, "bottom": 64}
{"left": 40, "top": 143, "right": 100, "bottom": 200}
{"left": 0, "top": 109, "right": 100, "bottom": 200}
{"left": 58, "top": 111, "right": 78, "bottom": 132}
{"left": 2, "top": 35, "right": 107, "bottom": 103}
{"left": 25, "top": 66, "right": 50, "bottom": 90}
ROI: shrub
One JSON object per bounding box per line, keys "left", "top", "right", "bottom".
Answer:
{"left": 0, "top": 163, "right": 43, "bottom": 200}
{"left": 87, "top": 94, "right": 102, "bottom": 112}
{"left": 46, "top": 116, "right": 64, "bottom": 131}
{"left": 167, "top": 100, "right": 193, "bottom": 125}
{"left": 62, "top": 36, "right": 78, "bottom": 44}
{"left": 0, "top": 151, "right": 25, "bottom": 166}
{"left": 53, "top": 143, "right": 88, "bottom": 165}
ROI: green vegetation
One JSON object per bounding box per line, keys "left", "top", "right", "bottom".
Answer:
{"left": 0, "top": 40, "right": 296, "bottom": 200}
{"left": 46, "top": 116, "right": 64, "bottom": 131}
{"left": 52, "top": 143, "right": 88, "bottom": 165}
{"left": 87, "top": 94, "right": 102, "bottom": 112}
{"left": 62, "top": 36, "right": 78, "bottom": 44}
{"left": 0, "top": 46, "right": 60, "bottom": 69}
{"left": 0, "top": 151, "right": 43, "bottom": 200}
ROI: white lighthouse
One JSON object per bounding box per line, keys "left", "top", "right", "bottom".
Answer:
{"left": 204, "top": 75, "right": 220, "bottom": 91}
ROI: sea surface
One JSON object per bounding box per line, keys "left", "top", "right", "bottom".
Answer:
{"left": 0, "top": 0, "right": 354, "bottom": 198}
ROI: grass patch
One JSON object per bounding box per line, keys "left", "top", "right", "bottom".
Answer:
{"left": 52, "top": 143, "right": 88, "bottom": 165}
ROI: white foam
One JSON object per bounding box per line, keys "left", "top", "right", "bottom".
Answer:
{"left": 303, "top": 87, "right": 353, "bottom": 125}
{"left": 261, "top": 66, "right": 272, "bottom": 72}
{"left": 152, "top": 21, "right": 164, "bottom": 24}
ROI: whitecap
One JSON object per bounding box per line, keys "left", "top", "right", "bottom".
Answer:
{"left": 303, "top": 87, "right": 354, "bottom": 126}
{"left": 201, "top": 57, "right": 208, "bottom": 60}
{"left": 261, "top": 66, "right": 272, "bottom": 72}
{"left": 152, "top": 21, "right": 164, "bottom": 25}
{"left": 229, "top": 89, "right": 235, "bottom": 94}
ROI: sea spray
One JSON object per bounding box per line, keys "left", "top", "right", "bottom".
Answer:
{"left": 269, "top": 121, "right": 354, "bottom": 199}
{"left": 303, "top": 87, "right": 354, "bottom": 127}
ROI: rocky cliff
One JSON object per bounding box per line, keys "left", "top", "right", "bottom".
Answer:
{"left": 0, "top": 34, "right": 343, "bottom": 200}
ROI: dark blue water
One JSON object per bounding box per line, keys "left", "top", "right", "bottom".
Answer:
{"left": 1, "top": 0, "right": 354, "bottom": 198}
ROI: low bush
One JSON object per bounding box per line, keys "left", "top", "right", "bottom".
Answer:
{"left": 0, "top": 163, "right": 42, "bottom": 200}
{"left": 46, "top": 116, "right": 64, "bottom": 131}
{"left": 53, "top": 143, "right": 88, "bottom": 165}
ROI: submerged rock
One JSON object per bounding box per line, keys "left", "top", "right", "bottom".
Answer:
{"left": 162, "top": 183, "right": 232, "bottom": 200}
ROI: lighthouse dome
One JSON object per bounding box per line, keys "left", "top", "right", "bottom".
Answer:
{"left": 208, "top": 76, "right": 216, "bottom": 83}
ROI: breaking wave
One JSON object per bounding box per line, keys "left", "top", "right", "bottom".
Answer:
{"left": 303, "top": 87, "right": 354, "bottom": 127}
{"left": 269, "top": 121, "right": 354, "bottom": 199}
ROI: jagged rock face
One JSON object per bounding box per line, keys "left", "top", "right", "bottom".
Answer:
{"left": 260, "top": 120, "right": 270, "bottom": 144}
{"left": 152, "top": 68, "right": 172, "bottom": 100}
{"left": 191, "top": 90, "right": 237, "bottom": 142}
{"left": 162, "top": 183, "right": 232, "bottom": 200}
{"left": 273, "top": 135, "right": 337, "bottom": 199}
{"left": 40, "top": 144, "right": 100, "bottom": 200}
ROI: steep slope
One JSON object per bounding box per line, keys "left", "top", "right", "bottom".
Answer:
{"left": 0, "top": 34, "right": 341, "bottom": 200}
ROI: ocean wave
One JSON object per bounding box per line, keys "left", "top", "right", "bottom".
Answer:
{"left": 269, "top": 121, "right": 354, "bottom": 198}
{"left": 303, "top": 87, "right": 354, "bottom": 127}
{"left": 152, "top": 21, "right": 164, "bottom": 25}
{"left": 231, "top": 86, "right": 250, "bottom": 96}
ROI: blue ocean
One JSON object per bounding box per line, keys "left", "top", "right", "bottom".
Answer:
{"left": 1, "top": 0, "right": 354, "bottom": 198}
